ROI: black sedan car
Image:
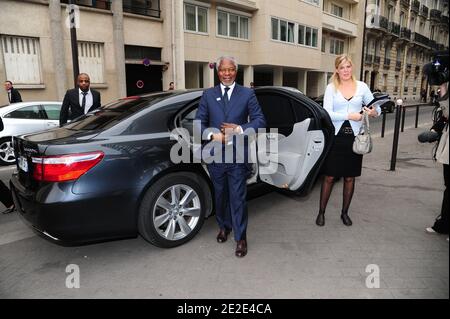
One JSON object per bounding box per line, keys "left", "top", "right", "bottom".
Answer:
{"left": 10, "top": 87, "right": 334, "bottom": 248}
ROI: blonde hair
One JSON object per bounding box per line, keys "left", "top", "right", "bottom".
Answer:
{"left": 330, "top": 54, "right": 356, "bottom": 91}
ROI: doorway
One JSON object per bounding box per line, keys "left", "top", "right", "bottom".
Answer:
{"left": 125, "top": 64, "right": 163, "bottom": 96}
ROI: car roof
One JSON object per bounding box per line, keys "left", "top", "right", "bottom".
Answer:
{"left": 0, "top": 101, "right": 62, "bottom": 115}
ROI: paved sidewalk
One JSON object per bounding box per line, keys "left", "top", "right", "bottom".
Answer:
{"left": 0, "top": 124, "right": 448, "bottom": 299}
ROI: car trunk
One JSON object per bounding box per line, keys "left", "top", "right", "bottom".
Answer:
{"left": 13, "top": 128, "right": 100, "bottom": 190}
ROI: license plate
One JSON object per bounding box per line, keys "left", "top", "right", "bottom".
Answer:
{"left": 18, "top": 156, "right": 28, "bottom": 172}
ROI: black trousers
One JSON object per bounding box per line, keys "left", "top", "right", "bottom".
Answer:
{"left": 0, "top": 180, "right": 14, "bottom": 208}
{"left": 432, "top": 164, "right": 449, "bottom": 234}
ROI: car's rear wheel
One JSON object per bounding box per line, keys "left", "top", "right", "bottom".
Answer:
{"left": 0, "top": 137, "right": 16, "bottom": 166}
{"left": 138, "top": 172, "right": 210, "bottom": 248}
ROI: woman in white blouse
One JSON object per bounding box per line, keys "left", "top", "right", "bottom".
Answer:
{"left": 316, "top": 54, "right": 381, "bottom": 227}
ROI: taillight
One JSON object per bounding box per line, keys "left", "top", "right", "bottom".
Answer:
{"left": 32, "top": 151, "right": 104, "bottom": 182}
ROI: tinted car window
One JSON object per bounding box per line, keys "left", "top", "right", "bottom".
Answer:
{"left": 290, "top": 99, "right": 313, "bottom": 122}
{"left": 64, "top": 99, "right": 150, "bottom": 131}
{"left": 42, "top": 104, "right": 61, "bottom": 120}
{"left": 256, "top": 93, "right": 297, "bottom": 136}
{"left": 4, "top": 105, "right": 45, "bottom": 120}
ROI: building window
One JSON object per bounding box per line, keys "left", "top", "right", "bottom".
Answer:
{"left": 331, "top": 3, "right": 343, "bottom": 17}
{"left": 330, "top": 38, "right": 344, "bottom": 55}
{"left": 217, "top": 10, "right": 250, "bottom": 40}
{"left": 184, "top": 3, "right": 208, "bottom": 33}
{"left": 298, "top": 24, "right": 318, "bottom": 47}
{"left": 122, "top": 0, "right": 161, "bottom": 18}
{"left": 321, "top": 35, "right": 326, "bottom": 52}
{"left": 271, "top": 18, "right": 295, "bottom": 43}
{"left": 303, "top": 0, "right": 320, "bottom": 6}
{"left": 78, "top": 41, "right": 104, "bottom": 84}
{"left": 1, "top": 35, "right": 42, "bottom": 84}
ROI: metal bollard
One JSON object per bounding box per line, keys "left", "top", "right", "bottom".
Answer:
{"left": 415, "top": 105, "right": 420, "bottom": 128}
{"left": 390, "top": 98, "right": 403, "bottom": 171}
{"left": 381, "top": 109, "right": 387, "bottom": 138}
{"left": 400, "top": 104, "right": 406, "bottom": 132}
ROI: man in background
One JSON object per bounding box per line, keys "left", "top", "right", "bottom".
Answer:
{"left": 59, "top": 73, "right": 101, "bottom": 126}
{"left": 4, "top": 80, "right": 22, "bottom": 104}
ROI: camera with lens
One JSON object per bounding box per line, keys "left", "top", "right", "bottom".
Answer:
{"left": 418, "top": 50, "right": 448, "bottom": 158}
{"left": 423, "top": 50, "right": 449, "bottom": 86}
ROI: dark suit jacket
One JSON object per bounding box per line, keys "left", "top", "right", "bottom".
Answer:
{"left": 59, "top": 88, "right": 101, "bottom": 126}
{"left": 8, "top": 88, "right": 22, "bottom": 103}
{"left": 195, "top": 84, "right": 266, "bottom": 163}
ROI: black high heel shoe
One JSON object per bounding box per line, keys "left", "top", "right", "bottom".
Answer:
{"left": 1, "top": 205, "right": 15, "bottom": 214}
{"left": 316, "top": 212, "right": 325, "bottom": 226}
{"left": 341, "top": 213, "right": 352, "bottom": 226}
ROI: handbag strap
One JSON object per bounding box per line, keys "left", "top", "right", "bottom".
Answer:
{"left": 357, "top": 111, "right": 371, "bottom": 135}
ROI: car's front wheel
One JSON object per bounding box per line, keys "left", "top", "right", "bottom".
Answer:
{"left": 0, "top": 137, "right": 16, "bottom": 166}
{"left": 138, "top": 172, "right": 211, "bottom": 248}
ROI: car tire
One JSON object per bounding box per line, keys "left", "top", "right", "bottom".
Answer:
{"left": 138, "top": 172, "right": 211, "bottom": 248}
{"left": 0, "top": 137, "right": 16, "bottom": 166}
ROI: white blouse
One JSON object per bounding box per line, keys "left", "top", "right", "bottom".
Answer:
{"left": 323, "top": 81, "right": 380, "bottom": 136}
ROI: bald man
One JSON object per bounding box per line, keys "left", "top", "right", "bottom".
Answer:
{"left": 59, "top": 73, "right": 101, "bottom": 126}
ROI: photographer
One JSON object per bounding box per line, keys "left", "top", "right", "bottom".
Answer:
{"left": 420, "top": 50, "right": 449, "bottom": 237}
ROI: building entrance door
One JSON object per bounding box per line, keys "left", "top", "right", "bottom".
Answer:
{"left": 125, "top": 64, "right": 163, "bottom": 96}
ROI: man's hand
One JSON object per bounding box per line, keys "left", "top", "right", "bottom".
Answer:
{"left": 221, "top": 123, "right": 241, "bottom": 143}
{"left": 211, "top": 132, "right": 225, "bottom": 143}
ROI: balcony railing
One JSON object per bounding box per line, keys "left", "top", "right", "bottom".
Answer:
{"left": 438, "top": 44, "right": 446, "bottom": 51}
{"left": 395, "top": 61, "right": 402, "bottom": 70}
{"left": 413, "top": 32, "right": 429, "bottom": 47}
{"left": 430, "top": 9, "right": 441, "bottom": 22}
{"left": 123, "top": 0, "right": 161, "bottom": 18}
{"left": 388, "top": 22, "right": 400, "bottom": 36}
{"left": 365, "top": 54, "right": 373, "bottom": 64}
{"left": 400, "top": 27, "right": 411, "bottom": 40}
{"left": 374, "top": 56, "right": 381, "bottom": 65}
{"left": 400, "top": 0, "right": 410, "bottom": 7}
{"left": 383, "top": 58, "right": 391, "bottom": 68}
{"left": 61, "top": 0, "right": 111, "bottom": 10}
{"left": 429, "top": 39, "right": 439, "bottom": 50}
{"left": 369, "top": 14, "right": 389, "bottom": 31}
{"left": 420, "top": 5, "right": 429, "bottom": 18}
{"left": 411, "top": 0, "right": 420, "bottom": 13}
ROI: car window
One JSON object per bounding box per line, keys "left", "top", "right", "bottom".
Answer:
{"left": 42, "top": 104, "right": 61, "bottom": 120}
{"left": 64, "top": 99, "right": 149, "bottom": 131}
{"left": 290, "top": 99, "right": 313, "bottom": 122}
{"left": 4, "top": 105, "right": 45, "bottom": 120}
{"left": 256, "top": 93, "right": 297, "bottom": 136}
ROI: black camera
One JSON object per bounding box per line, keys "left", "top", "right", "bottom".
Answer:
{"left": 423, "top": 50, "right": 449, "bottom": 86}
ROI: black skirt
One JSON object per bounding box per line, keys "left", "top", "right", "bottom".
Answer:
{"left": 321, "top": 121, "right": 363, "bottom": 177}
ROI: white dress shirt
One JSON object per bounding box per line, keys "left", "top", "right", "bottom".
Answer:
{"left": 79, "top": 88, "right": 93, "bottom": 114}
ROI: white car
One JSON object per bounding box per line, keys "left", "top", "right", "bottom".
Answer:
{"left": 0, "top": 101, "right": 62, "bottom": 165}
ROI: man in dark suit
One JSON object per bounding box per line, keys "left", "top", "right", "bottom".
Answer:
{"left": 4, "top": 81, "right": 22, "bottom": 104}
{"left": 195, "top": 56, "right": 266, "bottom": 258}
{"left": 59, "top": 73, "right": 101, "bottom": 126}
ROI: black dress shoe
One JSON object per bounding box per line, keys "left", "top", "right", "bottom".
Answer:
{"left": 341, "top": 213, "right": 352, "bottom": 226}
{"left": 235, "top": 239, "right": 247, "bottom": 258}
{"left": 1, "top": 206, "right": 15, "bottom": 215}
{"left": 316, "top": 212, "right": 325, "bottom": 226}
{"left": 216, "top": 229, "right": 231, "bottom": 243}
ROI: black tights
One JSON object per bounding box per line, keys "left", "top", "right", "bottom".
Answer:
{"left": 319, "top": 175, "right": 355, "bottom": 215}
